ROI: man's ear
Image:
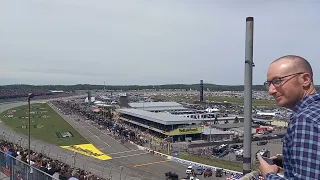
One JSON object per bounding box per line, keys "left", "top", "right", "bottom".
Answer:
{"left": 301, "top": 73, "right": 312, "bottom": 88}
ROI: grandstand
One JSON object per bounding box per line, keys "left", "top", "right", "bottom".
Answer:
{"left": 0, "top": 139, "right": 105, "bottom": 180}
{"left": 0, "top": 89, "right": 53, "bottom": 99}
{"left": 118, "top": 108, "right": 234, "bottom": 142}
{"left": 0, "top": 89, "right": 74, "bottom": 102}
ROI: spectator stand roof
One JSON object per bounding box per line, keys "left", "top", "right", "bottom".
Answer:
{"left": 213, "top": 123, "right": 245, "bottom": 129}
{"left": 133, "top": 106, "right": 188, "bottom": 112}
{"left": 252, "top": 118, "right": 273, "bottom": 123}
{"left": 213, "top": 123, "right": 260, "bottom": 129}
{"left": 212, "top": 123, "right": 259, "bottom": 129}
{"left": 232, "top": 114, "right": 273, "bottom": 123}
{"left": 230, "top": 127, "right": 257, "bottom": 134}
{"left": 128, "top": 102, "right": 188, "bottom": 111}
{"left": 202, "top": 128, "right": 234, "bottom": 135}
{"left": 118, "top": 108, "right": 199, "bottom": 125}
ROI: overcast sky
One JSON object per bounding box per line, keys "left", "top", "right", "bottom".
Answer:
{"left": 0, "top": 0, "right": 319, "bottom": 85}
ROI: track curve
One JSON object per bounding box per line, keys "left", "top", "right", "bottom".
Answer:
{"left": 0, "top": 97, "right": 229, "bottom": 180}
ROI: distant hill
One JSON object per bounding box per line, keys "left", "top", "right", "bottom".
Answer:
{"left": 1, "top": 84, "right": 320, "bottom": 92}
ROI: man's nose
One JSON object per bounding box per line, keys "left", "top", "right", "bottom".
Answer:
{"left": 268, "top": 83, "right": 277, "bottom": 95}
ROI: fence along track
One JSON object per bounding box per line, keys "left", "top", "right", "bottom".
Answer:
{"left": 0, "top": 129, "right": 163, "bottom": 180}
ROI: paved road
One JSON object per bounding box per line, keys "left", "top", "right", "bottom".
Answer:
{"left": 0, "top": 99, "right": 231, "bottom": 180}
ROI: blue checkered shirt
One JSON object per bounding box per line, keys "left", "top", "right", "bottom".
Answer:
{"left": 266, "top": 93, "right": 320, "bottom": 180}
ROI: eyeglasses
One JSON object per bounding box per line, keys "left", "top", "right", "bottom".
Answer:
{"left": 264, "top": 72, "right": 304, "bottom": 89}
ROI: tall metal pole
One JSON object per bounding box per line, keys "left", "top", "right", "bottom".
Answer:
{"left": 200, "top": 80, "right": 204, "bottom": 102}
{"left": 27, "top": 93, "right": 34, "bottom": 166}
{"left": 209, "top": 119, "right": 212, "bottom": 141}
{"left": 73, "top": 152, "right": 76, "bottom": 167}
{"left": 27, "top": 97, "right": 31, "bottom": 165}
{"left": 120, "top": 166, "right": 123, "bottom": 180}
{"left": 243, "top": 17, "right": 254, "bottom": 175}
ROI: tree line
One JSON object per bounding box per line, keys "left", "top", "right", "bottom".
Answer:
{"left": 1, "top": 84, "right": 319, "bottom": 92}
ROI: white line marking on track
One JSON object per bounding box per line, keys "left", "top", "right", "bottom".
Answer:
{"left": 103, "top": 142, "right": 111, "bottom": 147}
{"left": 113, "top": 152, "right": 149, "bottom": 159}
{"left": 108, "top": 149, "right": 141, "bottom": 155}
{"left": 66, "top": 115, "right": 112, "bottom": 147}
{"left": 81, "top": 119, "right": 120, "bottom": 139}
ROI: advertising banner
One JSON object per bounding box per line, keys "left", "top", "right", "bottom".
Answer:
{"left": 166, "top": 127, "right": 202, "bottom": 136}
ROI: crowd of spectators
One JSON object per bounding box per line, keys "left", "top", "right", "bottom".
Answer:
{"left": 50, "top": 100, "right": 149, "bottom": 147}
{"left": 0, "top": 140, "right": 106, "bottom": 180}
{"left": 0, "top": 89, "right": 75, "bottom": 102}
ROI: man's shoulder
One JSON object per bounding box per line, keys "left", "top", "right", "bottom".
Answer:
{"left": 292, "top": 102, "right": 320, "bottom": 126}
{"left": 298, "top": 101, "right": 320, "bottom": 115}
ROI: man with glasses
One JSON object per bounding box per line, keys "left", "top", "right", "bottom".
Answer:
{"left": 257, "top": 55, "right": 320, "bottom": 180}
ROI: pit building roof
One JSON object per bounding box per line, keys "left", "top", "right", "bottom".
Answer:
{"left": 128, "top": 102, "right": 188, "bottom": 111}
{"left": 118, "top": 108, "right": 198, "bottom": 125}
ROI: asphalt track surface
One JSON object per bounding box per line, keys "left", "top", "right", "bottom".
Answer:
{"left": 0, "top": 98, "right": 230, "bottom": 180}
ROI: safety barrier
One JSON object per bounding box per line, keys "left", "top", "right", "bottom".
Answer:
{"left": 171, "top": 156, "right": 240, "bottom": 174}
{"left": 140, "top": 146, "right": 262, "bottom": 179}
{"left": 140, "top": 145, "right": 238, "bottom": 173}
{"left": 140, "top": 146, "right": 172, "bottom": 160}
{"left": 140, "top": 147, "right": 286, "bottom": 180}
{"left": 0, "top": 149, "right": 57, "bottom": 180}
{"left": 0, "top": 134, "right": 160, "bottom": 180}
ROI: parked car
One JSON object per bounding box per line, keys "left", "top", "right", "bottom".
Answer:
{"left": 216, "top": 168, "right": 223, "bottom": 177}
{"left": 257, "top": 141, "right": 268, "bottom": 146}
{"left": 230, "top": 144, "right": 242, "bottom": 151}
{"left": 195, "top": 166, "right": 204, "bottom": 175}
{"left": 204, "top": 168, "right": 213, "bottom": 178}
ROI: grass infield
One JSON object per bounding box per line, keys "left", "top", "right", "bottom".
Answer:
{"left": 0, "top": 103, "right": 89, "bottom": 146}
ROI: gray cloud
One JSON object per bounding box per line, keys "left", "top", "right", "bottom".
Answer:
{"left": 0, "top": 0, "right": 319, "bottom": 85}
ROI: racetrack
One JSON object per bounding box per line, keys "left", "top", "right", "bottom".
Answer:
{"left": 0, "top": 98, "right": 231, "bottom": 180}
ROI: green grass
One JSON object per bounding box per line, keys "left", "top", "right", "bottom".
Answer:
{"left": 178, "top": 153, "right": 243, "bottom": 172}
{"left": 0, "top": 103, "right": 89, "bottom": 146}
{"left": 160, "top": 150, "right": 257, "bottom": 172}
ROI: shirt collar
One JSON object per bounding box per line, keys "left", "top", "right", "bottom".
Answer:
{"left": 292, "top": 93, "right": 320, "bottom": 113}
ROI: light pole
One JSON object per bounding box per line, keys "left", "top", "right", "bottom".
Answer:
{"left": 120, "top": 166, "right": 123, "bottom": 180}
{"left": 243, "top": 17, "right": 254, "bottom": 175}
{"left": 27, "top": 93, "right": 34, "bottom": 165}
{"left": 72, "top": 152, "right": 76, "bottom": 167}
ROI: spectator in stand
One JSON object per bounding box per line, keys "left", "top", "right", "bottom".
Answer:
{"left": 258, "top": 55, "right": 320, "bottom": 179}
{"left": 0, "top": 89, "right": 74, "bottom": 102}
{"left": 0, "top": 140, "right": 105, "bottom": 180}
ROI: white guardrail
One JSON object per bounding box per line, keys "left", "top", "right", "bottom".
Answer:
{"left": 134, "top": 144, "right": 241, "bottom": 174}
{"left": 130, "top": 138, "right": 286, "bottom": 180}
{"left": 135, "top": 145, "right": 285, "bottom": 180}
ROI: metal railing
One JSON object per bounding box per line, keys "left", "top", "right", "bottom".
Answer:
{"left": 0, "top": 132, "right": 164, "bottom": 180}
{"left": 0, "top": 148, "right": 57, "bottom": 180}
{"left": 238, "top": 170, "right": 284, "bottom": 180}
{"left": 238, "top": 170, "right": 261, "bottom": 180}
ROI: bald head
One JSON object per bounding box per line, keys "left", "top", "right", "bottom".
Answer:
{"left": 267, "top": 55, "right": 316, "bottom": 109}
{"left": 272, "top": 55, "right": 313, "bottom": 82}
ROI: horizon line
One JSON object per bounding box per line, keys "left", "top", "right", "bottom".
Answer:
{"left": 1, "top": 83, "right": 268, "bottom": 86}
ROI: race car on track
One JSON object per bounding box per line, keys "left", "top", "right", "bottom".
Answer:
{"left": 165, "top": 171, "right": 179, "bottom": 180}
{"left": 194, "top": 166, "right": 204, "bottom": 175}
{"left": 203, "top": 168, "right": 213, "bottom": 178}
{"left": 181, "top": 177, "right": 200, "bottom": 180}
